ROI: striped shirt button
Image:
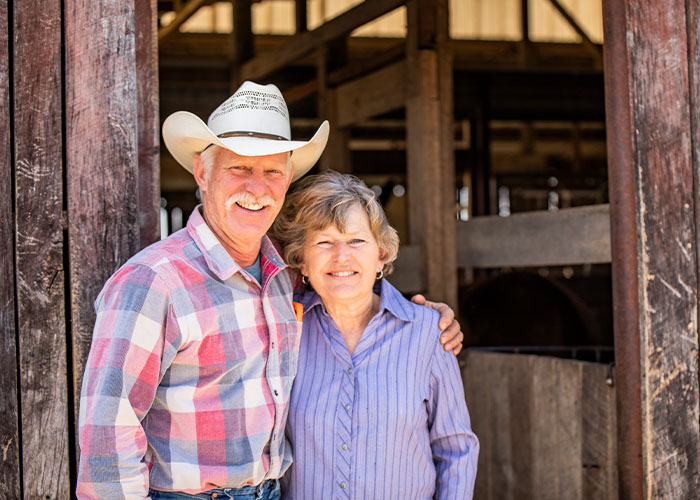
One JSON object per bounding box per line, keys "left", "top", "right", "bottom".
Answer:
{"left": 340, "top": 482, "right": 347, "bottom": 489}
{"left": 347, "top": 367, "right": 352, "bottom": 374}
{"left": 344, "top": 404, "right": 351, "bottom": 411}
{"left": 342, "top": 443, "right": 348, "bottom": 450}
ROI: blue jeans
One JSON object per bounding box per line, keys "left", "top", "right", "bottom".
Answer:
{"left": 149, "top": 479, "right": 280, "bottom": 500}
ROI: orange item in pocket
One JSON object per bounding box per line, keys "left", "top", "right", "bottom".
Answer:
{"left": 292, "top": 301, "right": 304, "bottom": 322}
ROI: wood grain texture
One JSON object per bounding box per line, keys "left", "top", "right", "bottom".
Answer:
{"left": 405, "top": 0, "right": 457, "bottom": 305}
{"left": 136, "top": 0, "right": 160, "bottom": 249}
{"left": 0, "top": 0, "right": 20, "bottom": 497}
{"left": 463, "top": 352, "right": 617, "bottom": 500}
{"left": 619, "top": 1, "right": 700, "bottom": 497}
{"left": 457, "top": 204, "right": 611, "bottom": 268}
{"left": 64, "top": 0, "right": 141, "bottom": 434}
{"left": 13, "top": 0, "right": 70, "bottom": 497}
{"left": 334, "top": 61, "right": 405, "bottom": 127}
{"left": 240, "top": 0, "right": 406, "bottom": 82}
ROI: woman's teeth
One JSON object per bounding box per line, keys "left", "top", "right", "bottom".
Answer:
{"left": 329, "top": 271, "right": 355, "bottom": 276}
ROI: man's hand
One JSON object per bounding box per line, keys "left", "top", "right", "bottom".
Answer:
{"left": 411, "top": 294, "right": 464, "bottom": 355}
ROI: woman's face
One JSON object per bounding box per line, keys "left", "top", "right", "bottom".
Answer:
{"left": 301, "top": 203, "right": 384, "bottom": 306}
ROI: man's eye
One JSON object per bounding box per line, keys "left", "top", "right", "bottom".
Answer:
{"left": 266, "top": 169, "right": 283, "bottom": 175}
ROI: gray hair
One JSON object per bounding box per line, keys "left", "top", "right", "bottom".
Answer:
{"left": 272, "top": 170, "right": 400, "bottom": 275}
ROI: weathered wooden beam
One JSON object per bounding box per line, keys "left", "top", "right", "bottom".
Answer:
{"left": 65, "top": 0, "right": 142, "bottom": 448}
{"left": 239, "top": 0, "right": 406, "bottom": 82}
{"left": 137, "top": 0, "right": 161, "bottom": 248}
{"left": 457, "top": 204, "right": 611, "bottom": 269}
{"left": 603, "top": 1, "right": 700, "bottom": 498}
{"left": 0, "top": 0, "right": 20, "bottom": 497}
{"left": 335, "top": 61, "right": 405, "bottom": 127}
{"left": 463, "top": 352, "right": 618, "bottom": 500}
{"left": 13, "top": 0, "right": 70, "bottom": 497}
{"left": 230, "top": 0, "right": 253, "bottom": 89}
{"left": 405, "top": 0, "right": 456, "bottom": 305}
{"left": 158, "top": 0, "right": 209, "bottom": 43}
{"left": 546, "top": 0, "right": 602, "bottom": 67}
{"left": 295, "top": 0, "right": 307, "bottom": 33}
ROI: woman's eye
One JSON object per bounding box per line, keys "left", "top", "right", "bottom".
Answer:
{"left": 316, "top": 240, "right": 332, "bottom": 246}
{"left": 349, "top": 239, "right": 365, "bottom": 245}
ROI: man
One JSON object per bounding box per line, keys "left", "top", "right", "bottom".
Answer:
{"left": 77, "top": 81, "right": 462, "bottom": 499}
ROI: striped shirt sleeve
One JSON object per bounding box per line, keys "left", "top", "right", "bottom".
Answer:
{"left": 77, "top": 264, "right": 172, "bottom": 500}
{"left": 427, "top": 334, "right": 480, "bottom": 500}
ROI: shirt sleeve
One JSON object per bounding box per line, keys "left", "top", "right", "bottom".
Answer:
{"left": 427, "top": 335, "right": 480, "bottom": 500}
{"left": 76, "top": 264, "right": 172, "bottom": 500}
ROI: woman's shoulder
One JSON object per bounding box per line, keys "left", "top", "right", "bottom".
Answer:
{"left": 382, "top": 280, "right": 442, "bottom": 339}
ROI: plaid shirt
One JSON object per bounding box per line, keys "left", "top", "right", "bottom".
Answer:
{"left": 77, "top": 207, "right": 301, "bottom": 499}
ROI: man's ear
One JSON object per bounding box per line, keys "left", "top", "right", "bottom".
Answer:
{"left": 192, "top": 153, "right": 208, "bottom": 192}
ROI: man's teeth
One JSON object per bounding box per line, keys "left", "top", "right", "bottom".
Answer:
{"left": 236, "top": 201, "right": 265, "bottom": 211}
{"left": 330, "top": 271, "right": 355, "bottom": 276}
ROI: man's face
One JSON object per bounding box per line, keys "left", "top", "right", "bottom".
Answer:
{"left": 193, "top": 146, "right": 292, "bottom": 256}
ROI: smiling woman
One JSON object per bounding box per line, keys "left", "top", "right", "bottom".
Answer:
{"left": 271, "top": 171, "right": 479, "bottom": 499}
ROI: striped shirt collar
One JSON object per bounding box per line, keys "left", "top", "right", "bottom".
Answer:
{"left": 300, "top": 278, "right": 415, "bottom": 323}
{"left": 186, "top": 204, "right": 286, "bottom": 281}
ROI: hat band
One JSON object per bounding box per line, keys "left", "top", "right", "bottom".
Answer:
{"left": 217, "top": 131, "right": 289, "bottom": 141}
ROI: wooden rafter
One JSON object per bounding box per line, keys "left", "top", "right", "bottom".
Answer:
{"left": 546, "top": 0, "right": 602, "bottom": 67}
{"left": 238, "top": 0, "right": 406, "bottom": 83}
{"left": 158, "top": 0, "right": 209, "bottom": 43}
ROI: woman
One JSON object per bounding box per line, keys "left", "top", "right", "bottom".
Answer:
{"left": 272, "top": 171, "right": 479, "bottom": 499}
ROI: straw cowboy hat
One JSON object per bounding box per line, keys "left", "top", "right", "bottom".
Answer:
{"left": 162, "top": 81, "right": 330, "bottom": 181}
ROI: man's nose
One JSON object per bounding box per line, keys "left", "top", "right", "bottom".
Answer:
{"left": 244, "top": 171, "right": 267, "bottom": 196}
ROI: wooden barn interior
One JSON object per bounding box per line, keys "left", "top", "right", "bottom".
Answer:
{"left": 2, "top": 0, "right": 700, "bottom": 499}
{"left": 158, "top": 3, "right": 615, "bottom": 496}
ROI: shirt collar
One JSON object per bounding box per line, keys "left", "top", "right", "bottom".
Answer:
{"left": 301, "top": 278, "right": 414, "bottom": 323}
{"left": 186, "top": 205, "right": 286, "bottom": 281}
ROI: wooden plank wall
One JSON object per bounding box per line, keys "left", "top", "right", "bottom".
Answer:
{"left": 0, "top": 0, "right": 20, "bottom": 497}
{"left": 463, "top": 351, "right": 618, "bottom": 500}
{"left": 603, "top": 1, "right": 700, "bottom": 497}
{"left": 0, "top": 1, "right": 158, "bottom": 497}
{"left": 13, "top": 1, "right": 70, "bottom": 499}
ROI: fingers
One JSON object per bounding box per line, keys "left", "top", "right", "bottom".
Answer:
{"left": 410, "top": 294, "right": 427, "bottom": 305}
{"left": 440, "top": 322, "right": 463, "bottom": 351}
{"left": 436, "top": 303, "right": 455, "bottom": 331}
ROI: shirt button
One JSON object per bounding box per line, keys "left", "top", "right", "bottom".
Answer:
{"left": 342, "top": 443, "right": 348, "bottom": 450}
{"left": 344, "top": 404, "right": 351, "bottom": 411}
{"left": 271, "top": 342, "right": 275, "bottom": 348}
{"left": 340, "top": 482, "right": 347, "bottom": 489}
{"left": 274, "top": 390, "right": 279, "bottom": 396}
{"left": 347, "top": 367, "right": 353, "bottom": 375}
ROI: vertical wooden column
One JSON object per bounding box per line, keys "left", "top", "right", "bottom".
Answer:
{"left": 64, "top": 0, "right": 142, "bottom": 449}
{"left": 0, "top": 1, "right": 20, "bottom": 498}
{"left": 136, "top": 0, "right": 161, "bottom": 248}
{"left": 318, "top": 40, "right": 351, "bottom": 173}
{"left": 13, "top": 0, "right": 71, "bottom": 497}
{"left": 405, "top": 0, "right": 456, "bottom": 305}
{"left": 231, "top": 0, "right": 253, "bottom": 91}
{"left": 603, "top": 0, "right": 700, "bottom": 498}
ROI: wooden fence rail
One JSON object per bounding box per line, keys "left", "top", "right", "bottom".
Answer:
{"left": 462, "top": 351, "right": 618, "bottom": 500}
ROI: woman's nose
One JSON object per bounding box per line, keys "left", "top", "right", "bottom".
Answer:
{"left": 333, "top": 243, "right": 350, "bottom": 261}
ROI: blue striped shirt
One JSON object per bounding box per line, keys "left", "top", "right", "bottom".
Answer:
{"left": 281, "top": 279, "right": 479, "bottom": 499}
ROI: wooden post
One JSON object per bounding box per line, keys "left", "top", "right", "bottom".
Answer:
{"left": 318, "top": 40, "right": 351, "bottom": 173}
{"left": 13, "top": 0, "right": 71, "bottom": 497}
{"left": 231, "top": 0, "right": 253, "bottom": 91}
{"left": 295, "top": 0, "right": 308, "bottom": 33}
{"left": 0, "top": 1, "right": 20, "bottom": 497}
{"left": 603, "top": 0, "right": 700, "bottom": 498}
{"left": 64, "top": 0, "right": 142, "bottom": 455}
{"left": 405, "top": 0, "right": 457, "bottom": 305}
{"left": 136, "top": 0, "right": 160, "bottom": 248}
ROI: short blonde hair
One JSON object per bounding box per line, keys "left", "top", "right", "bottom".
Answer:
{"left": 272, "top": 170, "right": 400, "bottom": 275}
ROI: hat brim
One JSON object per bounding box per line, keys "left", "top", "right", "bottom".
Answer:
{"left": 162, "top": 111, "right": 330, "bottom": 182}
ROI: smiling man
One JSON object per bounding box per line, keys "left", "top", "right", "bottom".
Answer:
{"left": 76, "top": 82, "right": 463, "bottom": 500}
